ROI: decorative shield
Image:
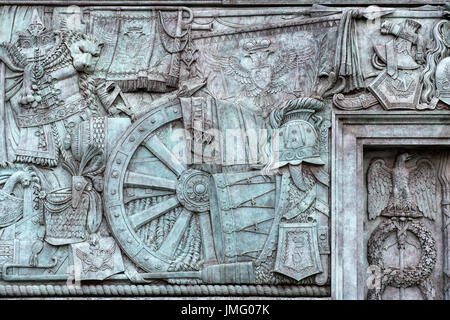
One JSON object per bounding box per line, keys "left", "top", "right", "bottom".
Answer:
{"left": 251, "top": 65, "right": 272, "bottom": 89}
{"left": 274, "top": 223, "right": 322, "bottom": 281}
{"left": 71, "top": 237, "right": 124, "bottom": 280}
{"left": 368, "top": 70, "right": 423, "bottom": 109}
{"left": 436, "top": 56, "right": 450, "bottom": 105}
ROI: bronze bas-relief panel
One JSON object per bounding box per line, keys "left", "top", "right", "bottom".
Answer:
{"left": 0, "top": 2, "right": 448, "bottom": 298}
{"left": 364, "top": 148, "right": 445, "bottom": 300}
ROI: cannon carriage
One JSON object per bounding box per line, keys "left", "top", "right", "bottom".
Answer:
{"left": 0, "top": 7, "right": 329, "bottom": 286}
{"left": 100, "top": 95, "right": 330, "bottom": 285}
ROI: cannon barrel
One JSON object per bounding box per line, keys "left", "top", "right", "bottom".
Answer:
{"left": 138, "top": 262, "right": 255, "bottom": 284}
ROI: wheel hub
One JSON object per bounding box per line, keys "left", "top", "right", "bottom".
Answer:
{"left": 176, "top": 169, "right": 210, "bottom": 212}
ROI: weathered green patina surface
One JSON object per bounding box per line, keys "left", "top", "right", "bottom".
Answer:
{"left": 0, "top": 1, "right": 448, "bottom": 299}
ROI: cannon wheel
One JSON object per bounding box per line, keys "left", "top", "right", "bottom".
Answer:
{"left": 104, "top": 101, "right": 216, "bottom": 272}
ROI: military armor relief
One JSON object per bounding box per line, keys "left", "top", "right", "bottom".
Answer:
{"left": 0, "top": 1, "right": 447, "bottom": 299}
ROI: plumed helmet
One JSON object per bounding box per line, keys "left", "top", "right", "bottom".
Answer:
{"left": 267, "top": 97, "right": 325, "bottom": 170}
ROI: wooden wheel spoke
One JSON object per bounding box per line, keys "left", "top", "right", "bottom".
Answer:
{"left": 156, "top": 208, "right": 193, "bottom": 258}
{"left": 124, "top": 171, "right": 177, "bottom": 191}
{"left": 144, "top": 135, "right": 186, "bottom": 177}
{"left": 129, "top": 196, "right": 180, "bottom": 229}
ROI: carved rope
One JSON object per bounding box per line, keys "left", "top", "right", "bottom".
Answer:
{"left": 0, "top": 284, "right": 330, "bottom": 297}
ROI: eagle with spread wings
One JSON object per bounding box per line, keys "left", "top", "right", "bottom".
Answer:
{"left": 202, "top": 50, "right": 296, "bottom": 111}
{"left": 367, "top": 153, "right": 437, "bottom": 220}
{"left": 75, "top": 242, "right": 117, "bottom": 273}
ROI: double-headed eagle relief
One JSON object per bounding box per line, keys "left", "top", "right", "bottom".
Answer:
{"left": 202, "top": 39, "right": 296, "bottom": 114}
{"left": 0, "top": 2, "right": 447, "bottom": 299}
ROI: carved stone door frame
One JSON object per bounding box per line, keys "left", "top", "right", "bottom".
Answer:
{"left": 331, "top": 111, "right": 450, "bottom": 300}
